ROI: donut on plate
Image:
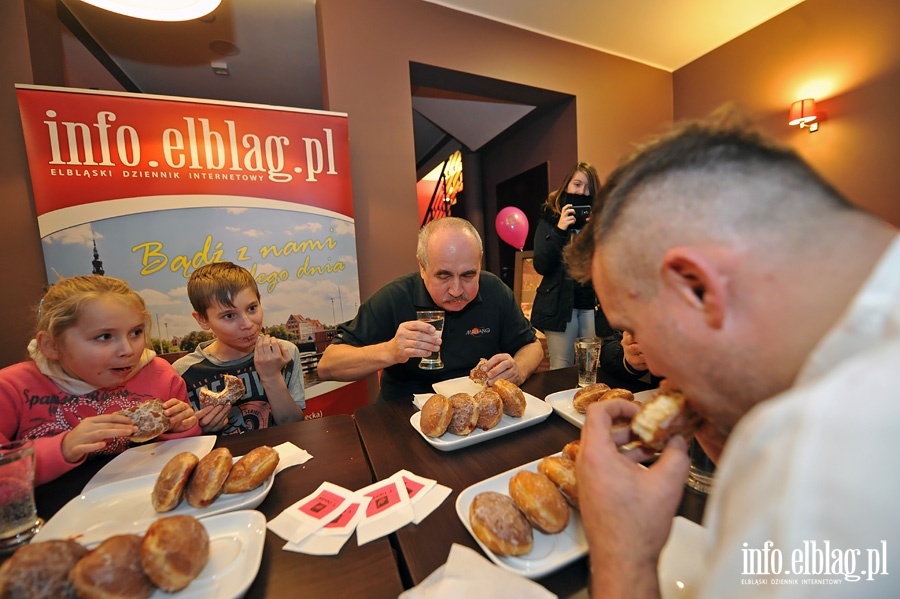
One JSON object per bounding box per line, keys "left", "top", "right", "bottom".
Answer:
{"left": 469, "top": 491, "right": 533, "bottom": 556}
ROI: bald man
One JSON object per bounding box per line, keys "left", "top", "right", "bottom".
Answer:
{"left": 564, "top": 119, "right": 900, "bottom": 597}
{"left": 318, "top": 217, "right": 544, "bottom": 401}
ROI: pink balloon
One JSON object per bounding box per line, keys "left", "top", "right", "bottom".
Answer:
{"left": 496, "top": 207, "right": 529, "bottom": 251}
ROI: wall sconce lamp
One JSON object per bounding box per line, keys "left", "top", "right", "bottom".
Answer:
{"left": 789, "top": 98, "right": 819, "bottom": 132}
{"left": 77, "top": 0, "right": 222, "bottom": 21}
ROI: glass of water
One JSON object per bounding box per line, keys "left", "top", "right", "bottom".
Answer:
{"left": 0, "top": 440, "right": 42, "bottom": 554}
{"left": 416, "top": 310, "right": 445, "bottom": 370}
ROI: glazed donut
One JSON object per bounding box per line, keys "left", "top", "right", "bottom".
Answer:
{"left": 152, "top": 451, "right": 199, "bottom": 512}
{"left": 469, "top": 358, "right": 490, "bottom": 387}
{"left": 198, "top": 374, "right": 245, "bottom": 407}
{"left": 140, "top": 515, "right": 209, "bottom": 592}
{"left": 469, "top": 491, "right": 533, "bottom": 556}
{"left": 447, "top": 393, "right": 480, "bottom": 436}
{"left": 572, "top": 383, "right": 611, "bottom": 414}
{"left": 223, "top": 445, "right": 280, "bottom": 494}
{"left": 69, "top": 534, "right": 155, "bottom": 599}
{"left": 0, "top": 539, "right": 87, "bottom": 599}
{"left": 492, "top": 379, "right": 526, "bottom": 418}
{"left": 185, "top": 447, "right": 233, "bottom": 508}
{"left": 419, "top": 394, "right": 453, "bottom": 437}
{"left": 601, "top": 388, "right": 635, "bottom": 403}
{"left": 508, "top": 470, "right": 569, "bottom": 534}
{"left": 538, "top": 455, "right": 579, "bottom": 509}
{"left": 116, "top": 398, "right": 169, "bottom": 443}
{"left": 631, "top": 388, "right": 702, "bottom": 451}
{"left": 561, "top": 440, "right": 580, "bottom": 461}
{"left": 474, "top": 389, "right": 503, "bottom": 431}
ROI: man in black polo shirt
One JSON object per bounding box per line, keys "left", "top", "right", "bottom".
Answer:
{"left": 317, "top": 217, "right": 544, "bottom": 400}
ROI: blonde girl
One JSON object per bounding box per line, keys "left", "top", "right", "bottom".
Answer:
{"left": 0, "top": 276, "right": 200, "bottom": 485}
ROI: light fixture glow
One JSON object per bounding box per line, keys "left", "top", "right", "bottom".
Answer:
{"left": 789, "top": 98, "right": 818, "bottom": 128}
{"left": 77, "top": 0, "right": 222, "bottom": 22}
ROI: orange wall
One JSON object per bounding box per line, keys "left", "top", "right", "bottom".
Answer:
{"left": 316, "top": 0, "right": 673, "bottom": 301}
{"left": 674, "top": 0, "right": 900, "bottom": 225}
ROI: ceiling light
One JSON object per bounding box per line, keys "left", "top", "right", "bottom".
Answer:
{"left": 209, "top": 40, "right": 241, "bottom": 56}
{"left": 76, "top": 0, "right": 222, "bottom": 22}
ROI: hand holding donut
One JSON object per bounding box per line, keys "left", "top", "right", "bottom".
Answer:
{"left": 163, "top": 398, "right": 198, "bottom": 433}
{"left": 61, "top": 414, "right": 137, "bottom": 463}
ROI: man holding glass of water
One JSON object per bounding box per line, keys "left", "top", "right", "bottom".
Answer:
{"left": 317, "top": 217, "right": 544, "bottom": 401}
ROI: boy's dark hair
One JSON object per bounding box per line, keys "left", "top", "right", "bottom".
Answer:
{"left": 187, "top": 262, "right": 260, "bottom": 318}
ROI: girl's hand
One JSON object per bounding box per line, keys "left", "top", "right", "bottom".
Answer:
{"left": 557, "top": 204, "right": 576, "bottom": 231}
{"left": 162, "top": 398, "right": 198, "bottom": 433}
{"left": 196, "top": 404, "right": 231, "bottom": 434}
{"left": 61, "top": 414, "right": 136, "bottom": 463}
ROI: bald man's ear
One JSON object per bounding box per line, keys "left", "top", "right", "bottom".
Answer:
{"left": 661, "top": 247, "right": 726, "bottom": 329}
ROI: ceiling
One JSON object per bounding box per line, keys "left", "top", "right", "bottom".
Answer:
{"left": 59, "top": 0, "right": 806, "bottom": 168}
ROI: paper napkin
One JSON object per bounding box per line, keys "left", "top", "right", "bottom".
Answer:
{"left": 283, "top": 495, "right": 371, "bottom": 556}
{"left": 356, "top": 471, "right": 415, "bottom": 545}
{"left": 399, "top": 543, "right": 557, "bottom": 599}
{"left": 267, "top": 481, "right": 354, "bottom": 544}
{"left": 272, "top": 441, "right": 313, "bottom": 474}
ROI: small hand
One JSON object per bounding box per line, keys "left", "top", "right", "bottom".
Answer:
{"left": 61, "top": 414, "right": 136, "bottom": 463}
{"left": 254, "top": 334, "right": 291, "bottom": 379}
{"left": 196, "top": 404, "right": 231, "bottom": 433}
{"left": 162, "top": 398, "right": 198, "bottom": 433}
{"left": 557, "top": 204, "right": 576, "bottom": 231}
{"left": 390, "top": 320, "right": 441, "bottom": 364}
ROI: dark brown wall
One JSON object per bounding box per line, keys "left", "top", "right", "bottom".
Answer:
{"left": 316, "top": 0, "right": 673, "bottom": 302}
{"left": 674, "top": 0, "right": 900, "bottom": 225}
{"left": 0, "top": 0, "right": 58, "bottom": 368}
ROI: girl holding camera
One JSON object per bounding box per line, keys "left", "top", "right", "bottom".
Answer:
{"left": 530, "top": 162, "right": 612, "bottom": 369}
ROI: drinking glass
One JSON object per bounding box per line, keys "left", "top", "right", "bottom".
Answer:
{"left": 574, "top": 337, "right": 602, "bottom": 387}
{"left": 416, "top": 310, "right": 445, "bottom": 370}
{"left": 0, "top": 439, "right": 42, "bottom": 554}
{"left": 685, "top": 437, "right": 716, "bottom": 495}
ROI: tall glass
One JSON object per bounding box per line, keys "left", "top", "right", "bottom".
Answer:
{"left": 416, "top": 310, "right": 445, "bottom": 370}
{"left": 685, "top": 438, "right": 716, "bottom": 495}
{"left": 574, "top": 337, "right": 602, "bottom": 387}
{"left": 0, "top": 440, "right": 42, "bottom": 554}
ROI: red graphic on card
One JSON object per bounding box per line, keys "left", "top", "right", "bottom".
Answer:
{"left": 402, "top": 476, "right": 425, "bottom": 499}
{"left": 364, "top": 483, "right": 401, "bottom": 517}
{"left": 298, "top": 489, "right": 344, "bottom": 520}
{"left": 325, "top": 502, "right": 360, "bottom": 529}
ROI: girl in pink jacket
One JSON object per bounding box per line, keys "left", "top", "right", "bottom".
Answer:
{"left": 0, "top": 276, "right": 200, "bottom": 485}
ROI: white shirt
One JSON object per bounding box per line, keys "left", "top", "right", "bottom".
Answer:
{"left": 699, "top": 235, "right": 900, "bottom": 598}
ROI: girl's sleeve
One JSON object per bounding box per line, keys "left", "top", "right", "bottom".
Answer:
{"left": 34, "top": 433, "right": 84, "bottom": 486}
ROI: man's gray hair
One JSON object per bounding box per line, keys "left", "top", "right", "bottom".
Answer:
{"left": 416, "top": 217, "right": 483, "bottom": 267}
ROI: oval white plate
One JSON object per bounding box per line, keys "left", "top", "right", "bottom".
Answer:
{"left": 34, "top": 457, "right": 274, "bottom": 547}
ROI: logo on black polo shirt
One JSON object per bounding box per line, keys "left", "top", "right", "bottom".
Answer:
{"left": 465, "top": 327, "right": 491, "bottom": 337}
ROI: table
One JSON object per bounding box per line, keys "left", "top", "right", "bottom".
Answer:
{"left": 354, "top": 366, "right": 707, "bottom": 596}
{"left": 33, "top": 415, "right": 404, "bottom": 599}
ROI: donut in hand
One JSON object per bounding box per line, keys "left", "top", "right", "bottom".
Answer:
{"left": 198, "top": 374, "right": 245, "bottom": 407}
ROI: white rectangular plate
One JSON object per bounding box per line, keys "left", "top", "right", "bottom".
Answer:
{"left": 84, "top": 436, "right": 218, "bottom": 493}
{"left": 455, "top": 456, "right": 586, "bottom": 579}
{"left": 34, "top": 459, "right": 274, "bottom": 547}
{"left": 149, "top": 510, "right": 266, "bottom": 599}
{"left": 545, "top": 387, "right": 657, "bottom": 429}
{"left": 410, "top": 392, "right": 552, "bottom": 451}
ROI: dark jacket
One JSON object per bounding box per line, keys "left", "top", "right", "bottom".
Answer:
{"left": 530, "top": 205, "right": 582, "bottom": 333}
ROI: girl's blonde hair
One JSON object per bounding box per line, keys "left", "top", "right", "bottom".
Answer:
{"left": 37, "top": 275, "right": 150, "bottom": 340}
